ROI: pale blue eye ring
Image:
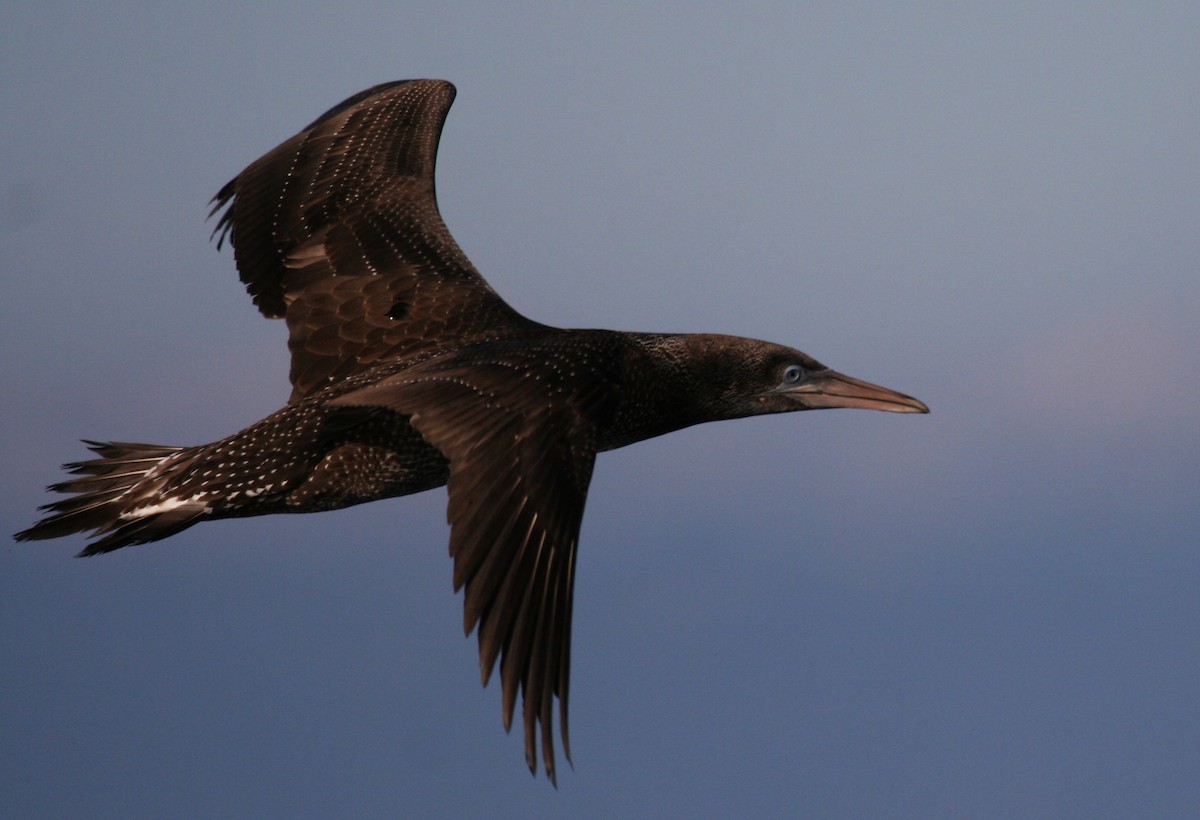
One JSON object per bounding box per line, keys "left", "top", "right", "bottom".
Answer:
{"left": 783, "top": 364, "right": 805, "bottom": 384}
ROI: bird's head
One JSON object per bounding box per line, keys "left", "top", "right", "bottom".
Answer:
{"left": 671, "top": 334, "right": 929, "bottom": 420}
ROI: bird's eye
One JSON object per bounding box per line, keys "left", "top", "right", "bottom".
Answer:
{"left": 782, "top": 364, "right": 805, "bottom": 384}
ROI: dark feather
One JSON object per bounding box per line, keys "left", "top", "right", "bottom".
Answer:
{"left": 209, "top": 80, "right": 537, "bottom": 401}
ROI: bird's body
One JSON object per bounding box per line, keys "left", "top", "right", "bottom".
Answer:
{"left": 17, "top": 80, "right": 927, "bottom": 783}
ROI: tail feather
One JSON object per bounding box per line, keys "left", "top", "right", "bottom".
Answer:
{"left": 75, "top": 503, "right": 209, "bottom": 557}
{"left": 14, "top": 441, "right": 207, "bottom": 555}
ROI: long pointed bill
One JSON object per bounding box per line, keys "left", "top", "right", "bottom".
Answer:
{"left": 787, "top": 370, "right": 929, "bottom": 413}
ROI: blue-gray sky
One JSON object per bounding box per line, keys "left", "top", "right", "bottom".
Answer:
{"left": 3, "top": 3, "right": 1198, "bottom": 817}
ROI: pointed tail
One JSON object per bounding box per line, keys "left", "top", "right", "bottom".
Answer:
{"left": 14, "top": 440, "right": 207, "bottom": 556}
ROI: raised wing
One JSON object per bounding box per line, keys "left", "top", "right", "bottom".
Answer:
{"left": 210, "top": 80, "right": 536, "bottom": 401}
{"left": 330, "top": 337, "right": 623, "bottom": 783}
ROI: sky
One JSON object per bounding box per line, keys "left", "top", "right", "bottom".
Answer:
{"left": 2, "top": 2, "right": 1198, "bottom": 817}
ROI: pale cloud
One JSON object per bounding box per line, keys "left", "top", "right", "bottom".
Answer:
{"left": 1002, "top": 304, "right": 1200, "bottom": 436}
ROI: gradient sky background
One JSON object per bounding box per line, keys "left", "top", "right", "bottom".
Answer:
{"left": 3, "top": 3, "right": 1198, "bottom": 817}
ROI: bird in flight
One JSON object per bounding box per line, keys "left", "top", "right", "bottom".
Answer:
{"left": 16, "top": 80, "right": 928, "bottom": 783}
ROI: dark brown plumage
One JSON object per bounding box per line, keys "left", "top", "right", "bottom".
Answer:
{"left": 15, "top": 80, "right": 928, "bottom": 783}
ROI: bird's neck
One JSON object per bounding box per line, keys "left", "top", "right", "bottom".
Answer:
{"left": 596, "top": 333, "right": 723, "bottom": 451}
